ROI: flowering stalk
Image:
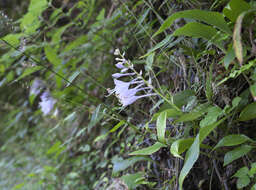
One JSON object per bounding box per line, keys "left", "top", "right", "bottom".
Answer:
{"left": 108, "top": 49, "right": 180, "bottom": 111}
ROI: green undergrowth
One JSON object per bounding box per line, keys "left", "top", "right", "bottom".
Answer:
{"left": 1, "top": 0, "right": 256, "bottom": 189}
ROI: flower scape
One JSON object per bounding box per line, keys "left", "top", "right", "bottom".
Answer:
{"left": 107, "top": 49, "right": 157, "bottom": 107}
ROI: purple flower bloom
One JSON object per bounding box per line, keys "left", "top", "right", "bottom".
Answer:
{"left": 108, "top": 49, "right": 157, "bottom": 107}
{"left": 39, "top": 91, "right": 56, "bottom": 116}
{"left": 112, "top": 72, "right": 135, "bottom": 79}
{"left": 30, "top": 78, "right": 45, "bottom": 96}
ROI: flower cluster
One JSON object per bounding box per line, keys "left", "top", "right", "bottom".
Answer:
{"left": 30, "top": 78, "right": 58, "bottom": 116}
{"left": 108, "top": 49, "right": 156, "bottom": 107}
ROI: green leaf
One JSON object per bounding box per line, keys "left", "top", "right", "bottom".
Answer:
{"left": 3, "top": 33, "right": 23, "bottom": 47}
{"left": 224, "top": 145, "right": 252, "bottom": 166}
{"left": 199, "top": 118, "right": 226, "bottom": 143}
{"left": 87, "top": 104, "right": 104, "bottom": 132}
{"left": 250, "top": 84, "right": 256, "bottom": 100}
{"left": 156, "top": 111, "right": 167, "bottom": 143}
{"left": 14, "top": 66, "right": 43, "bottom": 82}
{"left": 179, "top": 136, "right": 200, "bottom": 190}
{"left": 214, "top": 135, "right": 252, "bottom": 150}
{"left": 178, "top": 117, "right": 226, "bottom": 189}
{"left": 63, "top": 35, "right": 87, "bottom": 52}
{"left": 121, "top": 172, "right": 144, "bottom": 189}
{"left": 20, "top": 0, "right": 48, "bottom": 34}
{"left": 140, "top": 35, "right": 172, "bottom": 58}
{"left": 145, "top": 52, "right": 155, "bottom": 71}
{"left": 239, "top": 102, "right": 256, "bottom": 121}
{"left": 152, "top": 108, "right": 182, "bottom": 121}
{"left": 153, "top": 9, "right": 231, "bottom": 37}
{"left": 200, "top": 106, "right": 222, "bottom": 128}
{"left": 223, "top": 0, "right": 251, "bottom": 22}
{"left": 129, "top": 142, "right": 167, "bottom": 156}
{"left": 66, "top": 71, "right": 80, "bottom": 87}
{"left": 112, "top": 156, "right": 149, "bottom": 174}
{"left": 237, "top": 176, "right": 250, "bottom": 189}
{"left": 175, "top": 103, "right": 209, "bottom": 123}
{"left": 251, "top": 184, "right": 256, "bottom": 190}
{"left": 172, "top": 22, "right": 224, "bottom": 50}
{"left": 173, "top": 90, "right": 195, "bottom": 109}
{"left": 44, "top": 45, "right": 62, "bottom": 67}
{"left": 223, "top": 47, "right": 236, "bottom": 69}
{"left": 170, "top": 138, "right": 194, "bottom": 159}
{"left": 249, "top": 162, "right": 256, "bottom": 177}
{"left": 233, "top": 166, "right": 249, "bottom": 178}
{"left": 94, "top": 120, "right": 126, "bottom": 142}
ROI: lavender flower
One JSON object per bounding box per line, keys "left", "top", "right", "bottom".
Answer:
{"left": 30, "top": 78, "right": 45, "bottom": 96}
{"left": 108, "top": 49, "right": 156, "bottom": 107}
{"left": 39, "top": 91, "right": 57, "bottom": 116}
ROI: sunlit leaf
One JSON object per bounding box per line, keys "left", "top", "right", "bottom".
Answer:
{"left": 239, "top": 102, "right": 256, "bottom": 121}
{"left": 170, "top": 138, "right": 194, "bottom": 159}
{"left": 129, "top": 142, "right": 167, "bottom": 156}
{"left": 154, "top": 9, "right": 231, "bottom": 37}
{"left": 213, "top": 135, "right": 252, "bottom": 150}
{"left": 224, "top": 145, "right": 252, "bottom": 166}
{"left": 156, "top": 111, "right": 167, "bottom": 143}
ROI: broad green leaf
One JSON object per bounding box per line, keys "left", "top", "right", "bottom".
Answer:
{"left": 233, "top": 166, "right": 249, "bottom": 178}
{"left": 213, "top": 134, "right": 252, "bottom": 150}
{"left": 20, "top": 0, "right": 48, "bottom": 34}
{"left": 172, "top": 22, "right": 224, "bottom": 50}
{"left": 121, "top": 172, "right": 144, "bottom": 189}
{"left": 199, "top": 117, "right": 226, "bottom": 143}
{"left": 170, "top": 138, "right": 194, "bottom": 159}
{"left": 237, "top": 176, "right": 250, "bottom": 189}
{"left": 14, "top": 66, "right": 43, "bottom": 82}
{"left": 173, "top": 90, "right": 195, "bottom": 109}
{"left": 129, "top": 142, "right": 167, "bottom": 156}
{"left": 249, "top": 162, "right": 256, "bottom": 176}
{"left": 223, "top": 47, "right": 235, "bottom": 69}
{"left": 200, "top": 106, "right": 222, "bottom": 127}
{"left": 152, "top": 108, "right": 182, "bottom": 121}
{"left": 63, "top": 35, "right": 87, "bottom": 52}
{"left": 112, "top": 156, "right": 149, "bottom": 174}
{"left": 3, "top": 33, "right": 23, "bottom": 47}
{"left": 156, "top": 111, "right": 167, "bottom": 143}
{"left": 153, "top": 9, "right": 231, "bottom": 37}
{"left": 179, "top": 136, "right": 200, "bottom": 190}
{"left": 223, "top": 0, "right": 251, "bottom": 22}
{"left": 239, "top": 102, "right": 256, "bottom": 121}
{"left": 175, "top": 103, "right": 209, "bottom": 123}
{"left": 44, "top": 45, "right": 62, "bottom": 67}
{"left": 224, "top": 145, "right": 252, "bottom": 166}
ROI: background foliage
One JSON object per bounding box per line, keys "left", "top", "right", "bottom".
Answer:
{"left": 1, "top": 0, "right": 256, "bottom": 189}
